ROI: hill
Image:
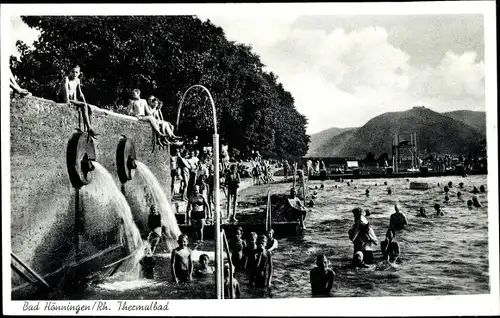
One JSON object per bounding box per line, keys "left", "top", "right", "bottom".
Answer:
{"left": 442, "top": 110, "right": 486, "bottom": 135}
{"left": 310, "top": 107, "right": 486, "bottom": 158}
{"left": 306, "top": 127, "right": 356, "bottom": 157}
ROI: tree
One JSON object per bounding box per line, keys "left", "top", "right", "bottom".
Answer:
{"left": 365, "top": 152, "right": 376, "bottom": 163}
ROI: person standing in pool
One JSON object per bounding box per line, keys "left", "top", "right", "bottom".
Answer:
{"left": 147, "top": 205, "right": 162, "bottom": 254}
{"left": 310, "top": 254, "right": 335, "bottom": 296}
{"left": 284, "top": 188, "right": 308, "bottom": 230}
{"left": 389, "top": 204, "right": 408, "bottom": 231}
{"left": 348, "top": 208, "right": 378, "bottom": 265}
{"left": 248, "top": 235, "right": 273, "bottom": 288}
{"left": 186, "top": 185, "right": 210, "bottom": 242}
{"left": 229, "top": 227, "right": 247, "bottom": 270}
{"left": 381, "top": 228, "right": 400, "bottom": 264}
{"left": 243, "top": 232, "right": 258, "bottom": 275}
{"left": 171, "top": 234, "right": 193, "bottom": 283}
{"left": 266, "top": 229, "right": 278, "bottom": 253}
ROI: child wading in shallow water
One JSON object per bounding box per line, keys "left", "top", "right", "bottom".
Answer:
{"left": 229, "top": 227, "right": 246, "bottom": 270}
{"left": 247, "top": 235, "right": 273, "bottom": 288}
{"left": 171, "top": 234, "right": 193, "bottom": 283}
{"left": 243, "top": 232, "right": 258, "bottom": 271}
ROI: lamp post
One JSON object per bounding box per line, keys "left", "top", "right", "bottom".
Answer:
{"left": 176, "top": 85, "right": 222, "bottom": 299}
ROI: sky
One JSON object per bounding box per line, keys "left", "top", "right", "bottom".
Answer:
{"left": 9, "top": 14, "right": 486, "bottom": 134}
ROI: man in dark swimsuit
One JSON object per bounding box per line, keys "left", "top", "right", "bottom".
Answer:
{"left": 389, "top": 204, "right": 408, "bottom": 231}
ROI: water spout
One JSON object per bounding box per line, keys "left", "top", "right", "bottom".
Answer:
{"left": 130, "top": 161, "right": 181, "bottom": 251}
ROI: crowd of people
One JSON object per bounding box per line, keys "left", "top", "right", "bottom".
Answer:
{"left": 168, "top": 227, "right": 278, "bottom": 298}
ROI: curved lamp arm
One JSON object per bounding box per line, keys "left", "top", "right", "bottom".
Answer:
{"left": 176, "top": 84, "right": 218, "bottom": 135}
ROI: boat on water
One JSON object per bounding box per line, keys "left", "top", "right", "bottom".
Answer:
{"left": 410, "top": 181, "right": 430, "bottom": 190}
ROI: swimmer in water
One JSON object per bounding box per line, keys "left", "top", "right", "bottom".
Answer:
{"left": 195, "top": 254, "right": 214, "bottom": 278}
{"left": 459, "top": 182, "right": 464, "bottom": 189}
{"left": 467, "top": 199, "right": 473, "bottom": 209}
{"left": 416, "top": 207, "right": 427, "bottom": 217}
{"left": 444, "top": 195, "right": 450, "bottom": 203}
{"left": 434, "top": 203, "right": 444, "bottom": 216}
{"left": 365, "top": 189, "right": 370, "bottom": 196}
{"left": 387, "top": 188, "right": 392, "bottom": 195}
{"left": 389, "top": 204, "right": 408, "bottom": 231}
{"left": 381, "top": 228, "right": 400, "bottom": 264}
{"left": 384, "top": 181, "right": 388, "bottom": 186}
{"left": 349, "top": 208, "right": 378, "bottom": 265}
{"left": 457, "top": 191, "right": 463, "bottom": 200}
{"left": 448, "top": 181, "right": 453, "bottom": 188}
{"left": 444, "top": 186, "right": 449, "bottom": 194}
{"left": 472, "top": 186, "right": 479, "bottom": 194}
{"left": 472, "top": 196, "right": 482, "bottom": 207}
{"left": 479, "top": 185, "right": 486, "bottom": 193}
{"left": 310, "top": 255, "right": 335, "bottom": 296}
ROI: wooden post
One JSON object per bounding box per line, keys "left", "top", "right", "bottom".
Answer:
{"left": 292, "top": 162, "right": 297, "bottom": 190}
{"left": 265, "top": 190, "right": 271, "bottom": 232}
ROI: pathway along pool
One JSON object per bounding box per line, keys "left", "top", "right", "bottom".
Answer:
{"left": 49, "top": 175, "right": 490, "bottom": 299}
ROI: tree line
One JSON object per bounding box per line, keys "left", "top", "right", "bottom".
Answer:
{"left": 11, "top": 16, "right": 310, "bottom": 160}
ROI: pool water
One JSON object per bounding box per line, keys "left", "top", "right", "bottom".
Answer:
{"left": 49, "top": 175, "right": 490, "bottom": 299}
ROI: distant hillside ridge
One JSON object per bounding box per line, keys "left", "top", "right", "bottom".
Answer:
{"left": 306, "top": 127, "right": 357, "bottom": 157}
{"left": 308, "top": 106, "right": 486, "bottom": 158}
{"left": 442, "top": 110, "right": 486, "bottom": 135}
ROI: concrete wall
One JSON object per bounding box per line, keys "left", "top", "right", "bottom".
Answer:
{"left": 10, "top": 96, "right": 171, "bottom": 283}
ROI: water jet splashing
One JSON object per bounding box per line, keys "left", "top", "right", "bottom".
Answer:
{"left": 83, "top": 162, "right": 145, "bottom": 279}
{"left": 134, "top": 161, "right": 181, "bottom": 251}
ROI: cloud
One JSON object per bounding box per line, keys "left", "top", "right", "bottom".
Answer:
{"left": 9, "top": 16, "right": 40, "bottom": 58}
{"left": 10, "top": 15, "right": 485, "bottom": 134}
{"left": 410, "top": 51, "right": 484, "bottom": 101}
{"left": 203, "top": 15, "right": 485, "bottom": 134}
